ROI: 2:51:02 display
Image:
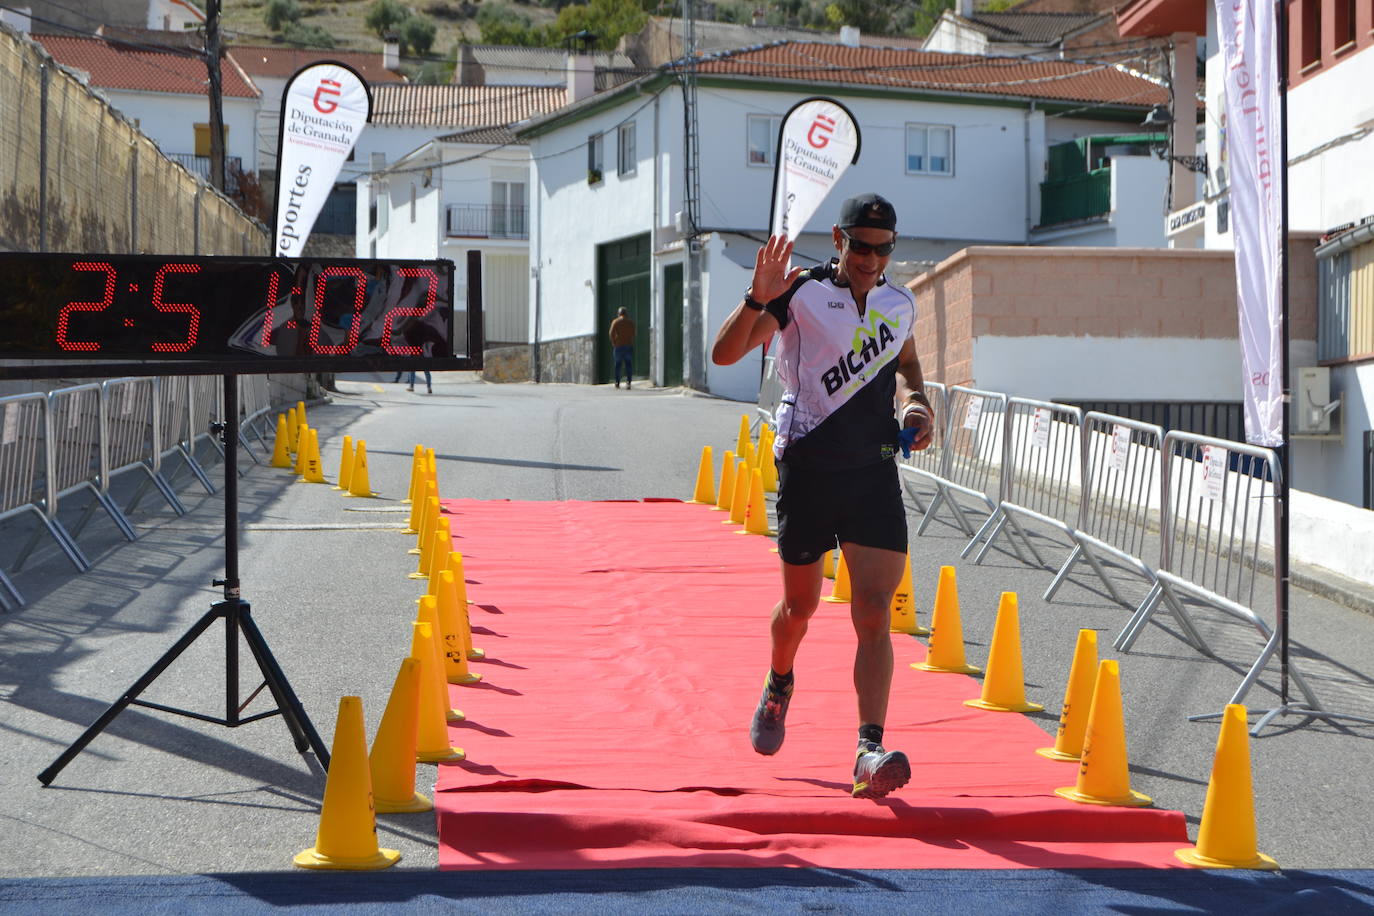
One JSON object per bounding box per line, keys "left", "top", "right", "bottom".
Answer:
{"left": 0, "top": 253, "right": 457, "bottom": 363}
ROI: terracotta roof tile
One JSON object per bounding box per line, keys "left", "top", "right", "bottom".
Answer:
{"left": 437, "top": 125, "right": 523, "bottom": 145}
{"left": 691, "top": 41, "right": 1165, "bottom": 107}
{"left": 369, "top": 84, "right": 569, "bottom": 127}
{"left": 37, "top": 34, "right": 259, "bottom": 98}
{"left": 959, "top": 11, "right": 1107, "bottom": 44}
{"left": 229, "top": 44, "right": 406, "bottom": 82}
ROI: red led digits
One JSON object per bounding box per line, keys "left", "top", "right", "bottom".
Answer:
{"left": 149, "top": 263, "right": 202, "bottom": 352}
{"left": 381, "top": 268, "right": 439, "bottom": 355}
{"left": 260, "top": 270, "right": 281, "bottom": 347}
{"left": 308, "top": 266, "right": 366, "bottom": 355}
{"left": 55, "top": 261, "right": 116, "bottom": 351}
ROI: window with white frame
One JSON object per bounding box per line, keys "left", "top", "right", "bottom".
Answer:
{"left": 617, "top": 122, "right": 637, "bottom": 176}
{"left": 491, "top": 180, "right": 527, "bottom": 238}
{"left": 588, "top": 133, "right": 604, "bottom": 183}
{"left": 747, "top": 114, "right": 781, "bottom": 166}
{"left": 905, "top": 124, "right": 954, "bottom": 176}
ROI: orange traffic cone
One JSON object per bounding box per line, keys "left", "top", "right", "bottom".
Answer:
{"left": 889, "top": 553, "right": 929, "bottom": 635}
{"left": 1175, "top": 704, "right": 1279, "bottom": 870}
{"left": 411, "top": 484, "right": 439, "bottom": 554}
{"left": 425, "top": 516, "right": 453, "bottom": 581}
{"left": 410, "top": 619, "right": 465, "bottom": 763}
{"left": 913, "top": 566, "right": 981, "bottom": 674}
{"left": 370, "top": 658, "right": 432, "bottom": 814}
{"left": 1038, "top": 629, "right": 1098, "bottom": 761}
{"left": 735, "top": 414, "right": 750, "bottom": 459}
{"left": 726, "top": 459, "right": 749, "bottom": 524}
{"left": 297, "top": 400, "right": 308, "bottom": 430}
{"left": 689, "top": 445, "right": 716, "bottom": 504}
{"left": 713, "top": 450, "right": 736, "bottom": 511}
{"left": 346, "top": 440, "right": 376, "bottom": 497}
{"left": 293, "top": 696, "right": 401, "bottom": 870}
{"left": 436, "top": 569, "right": 481, "bottom": 685}
{"left": 303, "top": 428, "right": 327, "bottom": 483}
{"left": 965, "top": 593, "right": 1043, "bottom": 713}
{"left": 825, "top": 550, "right": 853, "bottom": 603}
{"left": 334, "top": 435, "right": 355, "bottom": 491}
{"left": 270, "top": 414, "right": 292, "bottom": 468}
{"left": 417, "top": 596, "right": 463, "bottom": 723}
{"left": 403, "top": 444, "right": 424, "bottom": 505}
{"left": 822, "top": 546, "right": 836, "bottom": 580}
{"left": 293, "top": 425, "right": 310, "bottom": 476}
{"left": 761, "top": 431, "right": 778, "bottom": 493}
{"left": 285, "top": 406, "right": 300, "bottom": 453}
{"left": 740, "top": 468, "right": 771, "bottom": 535}
{"left": 447, "top": 551, "right": 485, "bottom": 660}
{"left": 1055, "top": 660, "right": 1151, "bottom": 807}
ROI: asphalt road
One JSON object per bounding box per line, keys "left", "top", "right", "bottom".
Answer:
{"left": 2, "top": 371, "right": 1373, "bottom": 880}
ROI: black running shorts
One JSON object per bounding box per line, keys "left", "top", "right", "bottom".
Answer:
{"left": 775, "top": 459, "right": 908, "bottom": 566}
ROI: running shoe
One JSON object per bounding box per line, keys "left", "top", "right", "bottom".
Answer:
{"left": 749, "top": 675, "right": 792, "bottom": 755}
{"left": 852, "top": 744, "right": 911, "bottom": 799}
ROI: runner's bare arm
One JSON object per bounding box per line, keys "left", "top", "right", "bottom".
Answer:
{"left": 712, "top": 235, "right": 802, "bottom": 366}
{"left": 894, "top": 336, "right": 934, "bottom": 451}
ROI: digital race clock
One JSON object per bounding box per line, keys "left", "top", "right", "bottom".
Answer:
{"left": 0, "top": 253, "right": 481, "bottom": 379}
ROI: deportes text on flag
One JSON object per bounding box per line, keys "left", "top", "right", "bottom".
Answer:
{"left": 273, "top": 62, "right": 372, "bottom": 258}
{"left": 1214, "top": 0, "right": 1283, "bottom": 446}
{"left": 769, "top": 98, "right": 861, "bottom": 242}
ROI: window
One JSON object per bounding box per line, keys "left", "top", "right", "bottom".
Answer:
{"left": 747, "top": 114, "right": 780, "bottom": 166}
{"left": 617, "top": 122, "right": 637, "bottom": 176}
{"left": 193, "top": 123, "right": 228, "bottom": 157}
{"left": 1334, "top": 0, "right": 1356, "bottom": 46}
{"left": 491, "top": 180, "right": 527, "bottom": 238}
{"left": 587, "top": 133, "right": 604, "bottom": 183}
{"left": 905, "top": 124, "right": 954, "bottom": 176}
{"left": 1300, "top": 0, "right": 1321, "bottom": 66}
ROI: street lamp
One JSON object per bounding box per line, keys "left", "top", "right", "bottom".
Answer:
{"left": 1142, "top": 104, "right": 1209, "bottom": 177}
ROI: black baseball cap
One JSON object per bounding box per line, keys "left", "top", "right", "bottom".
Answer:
{"left": 838, "top": 193, "right": 897, "bottom": 231}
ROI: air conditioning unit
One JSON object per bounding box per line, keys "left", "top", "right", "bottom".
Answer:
{"left": 1294, "top": 366, "right": 1341, "bottom": 436}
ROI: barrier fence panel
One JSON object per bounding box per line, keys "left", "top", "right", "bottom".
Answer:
{"left": 188, "top": 375, "right": 229, "bottom": 474}
{"left": 967, "top": 397, "right": 1082, "bottom": 568}
{"left": 913, "top": 388, "right": 1018, "bottom": 558}
{"left": 1045, "top": 413, "right": 1165, "bottom": 608}
{"left": 32, "top": 386, "right": 99, "bottom": 573}
{"left": 1113, "top": 432, "right": 1328, "bottom": 714}
{"left": 103, "top": 376, "right": 185, "bottom": 524}
{"left": 898, "top": 381, "right": 947, "bottom": 514}
{"left": 0, "top": 394, "right": 58, "bottom": 608}
{"left": 238, "top": 375, "right": 274, "bottom": 463}
{"left": 154, "top": 376, "right": 214, "bottom": 496}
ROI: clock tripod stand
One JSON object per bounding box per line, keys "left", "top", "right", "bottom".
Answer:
{"left": 38, "top": 373, "right": 330, "bottom": 785}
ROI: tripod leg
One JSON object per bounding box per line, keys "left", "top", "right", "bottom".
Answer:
{"left": 37, "top": 605, "right": 224, "bottom": 786}
{"left": 237, "top": 605, "right": 331, "bottom": 768}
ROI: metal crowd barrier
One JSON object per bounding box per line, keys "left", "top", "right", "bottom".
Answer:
{"left": 966, "top": 397, "right": 1083, "bottom": 568}
{"left": 755, "top": 354, "right": 783, "bottom": 434}
{"left": 0, "top": 376, "right": 292, "bottom": 612}
{"left": 238, "top": 375, "right": 276, "bottom": 463}
{"left": 899, "top": 381, "right": 947, "bottom": 515}
{"left": 0, "top": 393, "right": 82, "bottom": 609}
{"left": 1045, "top": 413, "right": 1165, "bottom": 609}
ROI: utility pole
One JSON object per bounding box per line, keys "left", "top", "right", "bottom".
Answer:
{"left": 681, "top": 0, "right": 704, "bottom": 390}
{"left": 205, "top": 0, "right": 226, "bottom": 193}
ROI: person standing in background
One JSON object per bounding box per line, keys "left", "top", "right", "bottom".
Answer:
{"left": 609, "top": 306, "right": 636, "bottom": 389}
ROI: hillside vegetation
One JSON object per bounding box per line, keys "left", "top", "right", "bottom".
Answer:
{"left": 223, "top": 0, "right": 960, "bottom": 81}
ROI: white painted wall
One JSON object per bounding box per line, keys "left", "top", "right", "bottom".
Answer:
{"left": 703, "top": 233, "right": 767, "bottom": 401}
{"left": 1286, "top": 46, "right": 1374, "bottom": 234}
{"left": 1108, "top": 154, "right": 1169, "bottom": 248}
{"left": 103, "top": 89, "right": 257, "bottom": 169}
{"left": 147, "top": 0, "right": 203, "bottom": 30}
{"left": 922, "top": 18, "right": 990, "bottom": 55}
{"left": 971, "top": 336, "right": 1243, "bottom": 403}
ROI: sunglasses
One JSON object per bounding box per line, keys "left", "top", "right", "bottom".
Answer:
{"left": 840, "top": 230, "right": 897, "bottom": 257}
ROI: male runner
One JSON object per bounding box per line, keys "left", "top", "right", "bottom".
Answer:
{"left": 710, "top": 193, "right": 934, "bottom": 799}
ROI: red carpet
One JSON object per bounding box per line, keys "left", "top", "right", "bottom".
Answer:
{"left": 432, "top": 499, "right": 1190, "bottom": 870}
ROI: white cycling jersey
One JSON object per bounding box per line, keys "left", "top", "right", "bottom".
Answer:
{"left": 764, "top": 260, "right": 917, "bottom": 470}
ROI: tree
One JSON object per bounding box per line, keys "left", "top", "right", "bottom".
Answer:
{"left": 282, "top": 22, "right": 337, "bottom": 48}
{"left": 824, "top": 0, "right": 896, "bottom": 33}
{"left": 365, "top": 0, "right": 410, "bottom": 37}
{"left": 550, "top": 0, "right": 647, "bottom": 50}
{"left": 477, "top": 4, "right": 546, "bottom": 46}
{"left": 398, "top": 14, "right": 438, "bottom": 56}
{"left": 908, "top": 0, "right": 955, "bottom": 37}
{"left": 263, "top": 0, "right": 303, "bottom": 32}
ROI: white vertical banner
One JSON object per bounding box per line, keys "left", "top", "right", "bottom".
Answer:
{"left": 273, "top": 61, "right": 372, "bottom": 257}
{"left": 1214, "top": 0, "right": 1283, "bottom": 446}
{"left": 769, "top": 97, "right": 861, "bottom": 241}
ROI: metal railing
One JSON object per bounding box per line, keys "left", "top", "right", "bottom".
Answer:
{"left": 445, "top": 204, "right": 528, "bottom": 239}
{"left": 165, "top": 153, "right": 243, "bottom": 195}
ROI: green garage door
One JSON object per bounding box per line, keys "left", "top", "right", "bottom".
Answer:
{"left": 597, "top": 234, "right": 650, "bottom": 385}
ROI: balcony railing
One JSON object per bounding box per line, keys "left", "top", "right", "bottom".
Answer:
{"left": 166, "top": 153, "right": 242, "bottom": 195}
{"left": 1039, "top": 169, "right": 1111, "bottom": 227}
{"left": 446, "top": 204, "right": 528, "bottom": 240}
